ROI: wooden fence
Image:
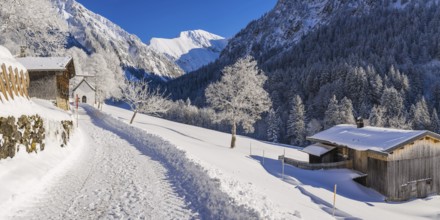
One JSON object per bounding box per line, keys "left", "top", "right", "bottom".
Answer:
{"left": 279, "top": 155, "right": 353, "bottom": 170}
{"left": 0, "top": 63, "right": 29, "bottom": 101}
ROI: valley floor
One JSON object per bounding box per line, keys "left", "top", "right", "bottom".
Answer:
{"left": 1, "top": 103, "right": 440, "bottom": 219}
{"left": 102, "top": 104, "right": 440, "bottom": 220}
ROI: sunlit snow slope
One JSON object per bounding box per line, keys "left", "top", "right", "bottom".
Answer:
{"left": 149, "top": 30, "right": 228, "bottom": 73}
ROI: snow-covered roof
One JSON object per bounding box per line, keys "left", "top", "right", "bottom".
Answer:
{"left": 307, "top": 124, "right": 440, "bottom": 153}
{"left": 0, "top": 46, "right": 27, "bottom": 74}
{"left": 73, "top": 78, "right": 95, "bottom": 92}
{"left": 302, "top": 143, "right": 335, "bottom": 157}
{"left": 17, "top": 56, "right": 72, "bottom": 71}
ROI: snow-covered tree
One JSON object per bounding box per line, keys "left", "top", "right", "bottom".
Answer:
{"left": 286, "top": 95, "right": 306, "bottom": 146}
{"left": 430, "top": 109, "right": 440, "bottom": 133}
{"left": 122, "top": 80, "right": 171, "bottom": 124}
{"left": 369, "top": 105, "right": 384, "bottom": 127}
{"left": 266, "top": 108, "right": 281, "bottom": 143}
{"left": 381, "top": 87, "right": 406, "bottom": 128}
{"left": 307, "top": 119, "right": 322, "bottom": 136}
{"left": 339, "top": 97, "right": 355, "bottom": 125}
{"left": 412, "top": 97, "right": 431, "bottom": 130}
{"left": 324, "top": 95, "right": 340, "bottom": 129}
{"left": 205, "top": 56, "right": 271, "bottom": 148}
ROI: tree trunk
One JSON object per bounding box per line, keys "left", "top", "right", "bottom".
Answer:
{"left": 230, "top": 121, "right": 236, "bottom": 148}
{"left": 130, "top": 110, "right": 138, "bottom": 124}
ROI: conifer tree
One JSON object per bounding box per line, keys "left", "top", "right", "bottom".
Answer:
{"left": 339, "top": 97, "right": 355, "bottom": 125}
{"left": 369, "top": 105, "right": 384, "bottom": 127}
{"left": 324, "top": 95, "right": 340, "bottom": 129}
{"left": 413, "top": 98, "right": 431, "bottom": 130}
{"left": 287, "top": 95, "right": 306, "bottom": 146}
{"left": 266, "top": 108, "right": 281, "bottom": 143}
{"left": 431, "top": 109, "right": 440, "bottom": 133}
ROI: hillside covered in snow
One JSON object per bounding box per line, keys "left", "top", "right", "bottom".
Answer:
{"left": 149, "top": 30, "right": 228, "bottom": 73}
{"left": 166, "top": 0, "right": 440, "bottom": 145}
{"left": 0, "top": 0, "right": 183, "bottom": 79}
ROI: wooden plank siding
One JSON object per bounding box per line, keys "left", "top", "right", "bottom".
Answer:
{"left": 56, "top": 70, "right": 70, "bottom": 110}
{"left": 365, "top": 137, "right": 440, "bottom": 201}
{"left": 367, "top": 157, "right": 388, "bottom": 196}
{"left": 352, "top": 150, "right": 368, "bottom": 173}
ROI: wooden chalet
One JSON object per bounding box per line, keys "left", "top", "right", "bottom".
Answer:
{"left": 305, "top": 120, "right": 440, "bottom": 201}
{"left": 17, "top": 57, "right": 75, "bottom": 110}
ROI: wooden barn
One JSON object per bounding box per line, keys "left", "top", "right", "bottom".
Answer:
{"left": 17, "top": 57, "right": 75, "bottom": 110}
{"left": 305, "top": 122, "right": 440, "bottom": 201}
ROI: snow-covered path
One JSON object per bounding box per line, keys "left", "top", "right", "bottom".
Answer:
{"left": 4, "top": 106, "right": 259, "bottom": 219}
{"left": 6, "top": 107, "right": 196, "bottom": 219}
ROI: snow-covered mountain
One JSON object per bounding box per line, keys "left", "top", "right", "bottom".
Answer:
{"left": 149, "top": 30, "right": 228, "bottom": 73}
{"left": 220, "top": 0, "right": 377, "bottom": 62}
{"left": 168, "top": 0, "right": 440, "bottom": 143}
{"left": 54, "top": 0, "right": 184, "bottom": 79}
{"left": 0, "top": 0, "right": 184, "bottom": 79}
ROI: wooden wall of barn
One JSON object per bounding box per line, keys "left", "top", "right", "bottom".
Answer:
{"left": 28, "top": 71, "right": 57, "bottom": 100}
{"left": 367, "top": 137, "right": 440, "bottom": 201}
{"left": 352, "top": 150, "right": 368, "bottom": 173}
{"left": 367, "top": 157, "right": 388, "bottom": 196}
{"left": 56, "top": 70, "right": 70, "bottom": 110}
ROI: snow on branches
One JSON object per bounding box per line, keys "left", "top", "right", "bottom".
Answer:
{"left": 122, "top": 80, "right": 171, "bottom": 124}
{"left": 205, "top": 56, "right": 271, "bottom": 148}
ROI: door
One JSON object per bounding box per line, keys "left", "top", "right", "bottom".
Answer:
{"left": 82, "top": 95, "right": 87, "bottom": 103}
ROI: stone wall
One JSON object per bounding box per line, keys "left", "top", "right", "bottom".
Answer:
{"left": 0, "top": 115, "right": 73, "bottom": 159}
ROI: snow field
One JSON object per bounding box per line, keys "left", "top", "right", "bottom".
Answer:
{"left": 103, "top": 104, "right": 440, "bottom": 220}
{"left": 103, "top": 104, "right": 331, "bottom": 220}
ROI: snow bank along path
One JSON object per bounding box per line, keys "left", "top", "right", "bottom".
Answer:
{"left": 4, "top": 106, "right": 259, "bottom": 219}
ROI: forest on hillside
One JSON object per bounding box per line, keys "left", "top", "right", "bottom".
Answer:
{"left": 164, "top": 2, "right": 440, "bottom": 146}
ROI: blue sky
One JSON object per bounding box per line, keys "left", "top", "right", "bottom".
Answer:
{"left": 75, "top": 0, "right": 277, "bottom": 42}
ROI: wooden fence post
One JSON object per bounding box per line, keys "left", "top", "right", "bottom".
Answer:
{"left": 250, "top": 141, "right": 252, "bottom": 155}
{"left": 23, "top": 71, "right": 29, "bottom": 98}
{"left": 9, "top": 67, "right": 19, "bottom": 96}
{"left": 0, "top": 64, "right": 30, "bottom": 101}
{"left": 333, "top": 184, "right": 337, "bottom": 217}
{"left": 14, "top": 68, "right": 23, "bottom": 96}
{"left": 0, "top": 64, "right": 7, "bottom": 101}
{"left": 1, "top": 64, "right": 13, "bottom": 100}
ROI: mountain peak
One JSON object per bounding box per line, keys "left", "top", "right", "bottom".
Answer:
{"left": 149, "top": 30, "right": 228, "bottom": 73}
{"left": 179, "top": 29, "right": 224, "bottom": 41}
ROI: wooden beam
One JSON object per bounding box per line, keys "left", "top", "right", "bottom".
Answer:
{"left": 8, "top": 66, "right": 18, "bottom": 97}
{"left": 14, "top": 68, "right": 23, "bottom": 97}
{"left": 1, "top": 64, "right": 13, "bottom": 100}
{"left": 0, "top": 63, "right": 6, "bottom": 101}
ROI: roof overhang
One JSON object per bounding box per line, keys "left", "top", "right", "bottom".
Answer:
{"left": 302, "top": 143, "right": 336, "bottom": 157}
